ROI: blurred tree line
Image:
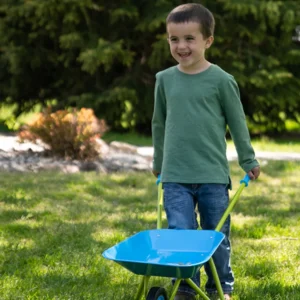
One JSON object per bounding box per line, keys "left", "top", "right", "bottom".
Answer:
{"left": 0, "top": 0, "right": 299, "bottom": 135}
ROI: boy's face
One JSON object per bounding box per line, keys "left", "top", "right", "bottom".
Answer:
{"left": 167, "top": 21, "right": 213, "bottom": 73}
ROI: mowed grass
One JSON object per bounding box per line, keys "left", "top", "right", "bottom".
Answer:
{"left": 0, "top": 161, "right": 299, "bottom": 299}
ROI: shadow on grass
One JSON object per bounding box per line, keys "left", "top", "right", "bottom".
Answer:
{"left": 0, "top": 190, "right": 42, "bottom": 207}
{"left": 238, "top": 282, "right": 300, "bottom": 300}
{"left": 1, "top": 273, "right": 107, "bottom": 299}
{"left": 243, "top": 261, "right": 279, "bottom": 280}
{"left": 0, "top": 220, "right": 103, "bottom": 273}
{"left": 232, "top": 194, "right": 299, "bottom": 232}
{"left": 99, "top": 275, "right": 170, "bottom": 300}
{"left": 0, "top": 209, "right": 55, "bottom": 224}
{"left": 0, "top": 209, "right": 31, "bottom": 223}
{"left": 261, "top": 161, "right": 299, "bottom": 178}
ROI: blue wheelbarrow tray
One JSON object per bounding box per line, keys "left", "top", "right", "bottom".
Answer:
{"left": 102, "top": 229, "right": 224, "bottom": 279}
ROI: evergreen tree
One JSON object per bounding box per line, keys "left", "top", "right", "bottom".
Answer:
{"left": 0, "top": 0, "right": 299, "bottom": 134}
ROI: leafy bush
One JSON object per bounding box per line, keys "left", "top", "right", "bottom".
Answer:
{"left": 1, "top": 1, "right": 300, "bottom": 134}
{"left": 19, "top": 108, "right": 107, "bottom": 160}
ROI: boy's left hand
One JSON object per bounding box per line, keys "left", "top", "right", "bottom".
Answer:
{"left": 248, "top": 166, "right": 260, "bottom": 180}
{"left": 152, "top": 170, "right": 160, "bottom": 178}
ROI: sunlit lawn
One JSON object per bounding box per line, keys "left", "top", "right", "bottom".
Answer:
{"left": 0, "top": 160, "right": 299, "bottom": 299}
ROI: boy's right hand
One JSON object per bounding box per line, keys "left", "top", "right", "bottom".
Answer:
{"left": 152, "top": 170, "right": 160, "bottom": 177}
{"left": 247, "top": 166, "right": 260, "bottom": 180}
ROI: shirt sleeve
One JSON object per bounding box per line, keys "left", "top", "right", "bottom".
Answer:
{"left": 151, "top": 73, "right": 166, "bottom": 172}
{"left": 219, "top": 75, "right": 260, "bottom": 172}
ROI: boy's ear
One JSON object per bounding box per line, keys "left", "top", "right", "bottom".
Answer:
{"left": 167, "top": 38, "right": 170, "bottom": 45}
{"left": 205, "top": 36, "right": 214, "bottom": 49}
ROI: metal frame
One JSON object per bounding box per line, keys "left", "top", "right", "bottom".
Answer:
{"left": 135, "top": 175, "right": 250, "bottom": 300}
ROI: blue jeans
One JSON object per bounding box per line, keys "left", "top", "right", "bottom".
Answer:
{"left": 163, "top": 183, "right": 234, "bottom": 296}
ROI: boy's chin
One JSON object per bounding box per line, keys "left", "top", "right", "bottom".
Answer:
{"left": 178, "top": 62, "right": 192, "bottom": 69}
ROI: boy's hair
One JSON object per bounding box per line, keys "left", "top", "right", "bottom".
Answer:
{"left": 166, "top": 3, "right": 215, "bottom": 39}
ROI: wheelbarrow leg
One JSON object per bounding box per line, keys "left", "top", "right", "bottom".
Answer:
{"left": 168, "top": 279, "right": 182, "bottom": 300}
{"left": 168, "top": 278, "right": 210, "bottom": 300}
{"left": 135, "top": 276, "right": 151, "bottom": 300}
{"left": 185, "top": 278, "right": 210, "bottom": 300}
{"left": 208, "top": 258, "right": 225, "bottom": 300}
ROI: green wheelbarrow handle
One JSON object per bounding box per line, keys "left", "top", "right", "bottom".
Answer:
{"left": 215, "top": 174, "right": 250, "bottom": 231}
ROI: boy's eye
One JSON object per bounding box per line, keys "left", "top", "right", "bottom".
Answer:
{"left": 170, "top": 37, "right": 178, "bottom": 42}
{"left": 186, "top": 36, "right": 194, "bottom": 41}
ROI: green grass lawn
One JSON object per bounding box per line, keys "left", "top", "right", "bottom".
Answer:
{"left": 0, "top": 160, "right": 299, "bottom": 299}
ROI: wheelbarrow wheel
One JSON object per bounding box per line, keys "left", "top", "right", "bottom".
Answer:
{"left": 146, "top": 287, "right": 168, "bottom": 300}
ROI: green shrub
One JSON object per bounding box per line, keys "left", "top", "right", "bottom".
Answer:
{"left": 19, "top": 108, "right": 107, "bottom": 160}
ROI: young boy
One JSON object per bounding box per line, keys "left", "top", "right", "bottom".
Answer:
{"left": 151, "top": 3, "right": 260, "bottom": 300}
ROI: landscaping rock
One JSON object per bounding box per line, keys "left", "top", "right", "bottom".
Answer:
{"left": 109, "top": 141, "right": 138, "bottom": 154}
{"left": 103, "top": 153, "right": 151, "bottom": 172}
{"left": 0, "top": 135, "right": 152, "bottom": 173}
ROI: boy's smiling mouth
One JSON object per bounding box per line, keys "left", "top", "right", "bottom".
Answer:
{"left": 178, "top": 52, "right": 191, "bottom": 58}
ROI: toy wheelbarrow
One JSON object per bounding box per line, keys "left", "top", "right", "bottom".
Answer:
{"left": 102, "top": 175, "right": 251, "bottom": 300}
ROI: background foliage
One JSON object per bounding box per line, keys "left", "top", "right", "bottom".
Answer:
{"left": 0, "top": 0, "right": 300, "bottom": 134}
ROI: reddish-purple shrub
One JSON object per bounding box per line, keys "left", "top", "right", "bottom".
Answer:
{"left": 19, "top": 108, "right": 108, "bottom": 160}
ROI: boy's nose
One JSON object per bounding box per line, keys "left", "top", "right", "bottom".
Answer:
{"left": 177, "top": 40, "right": 187, "bottom": 49}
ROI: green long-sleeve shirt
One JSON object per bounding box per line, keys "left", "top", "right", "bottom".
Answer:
{"left": 152, "top": 64, "right": 259, "bottom": 185}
